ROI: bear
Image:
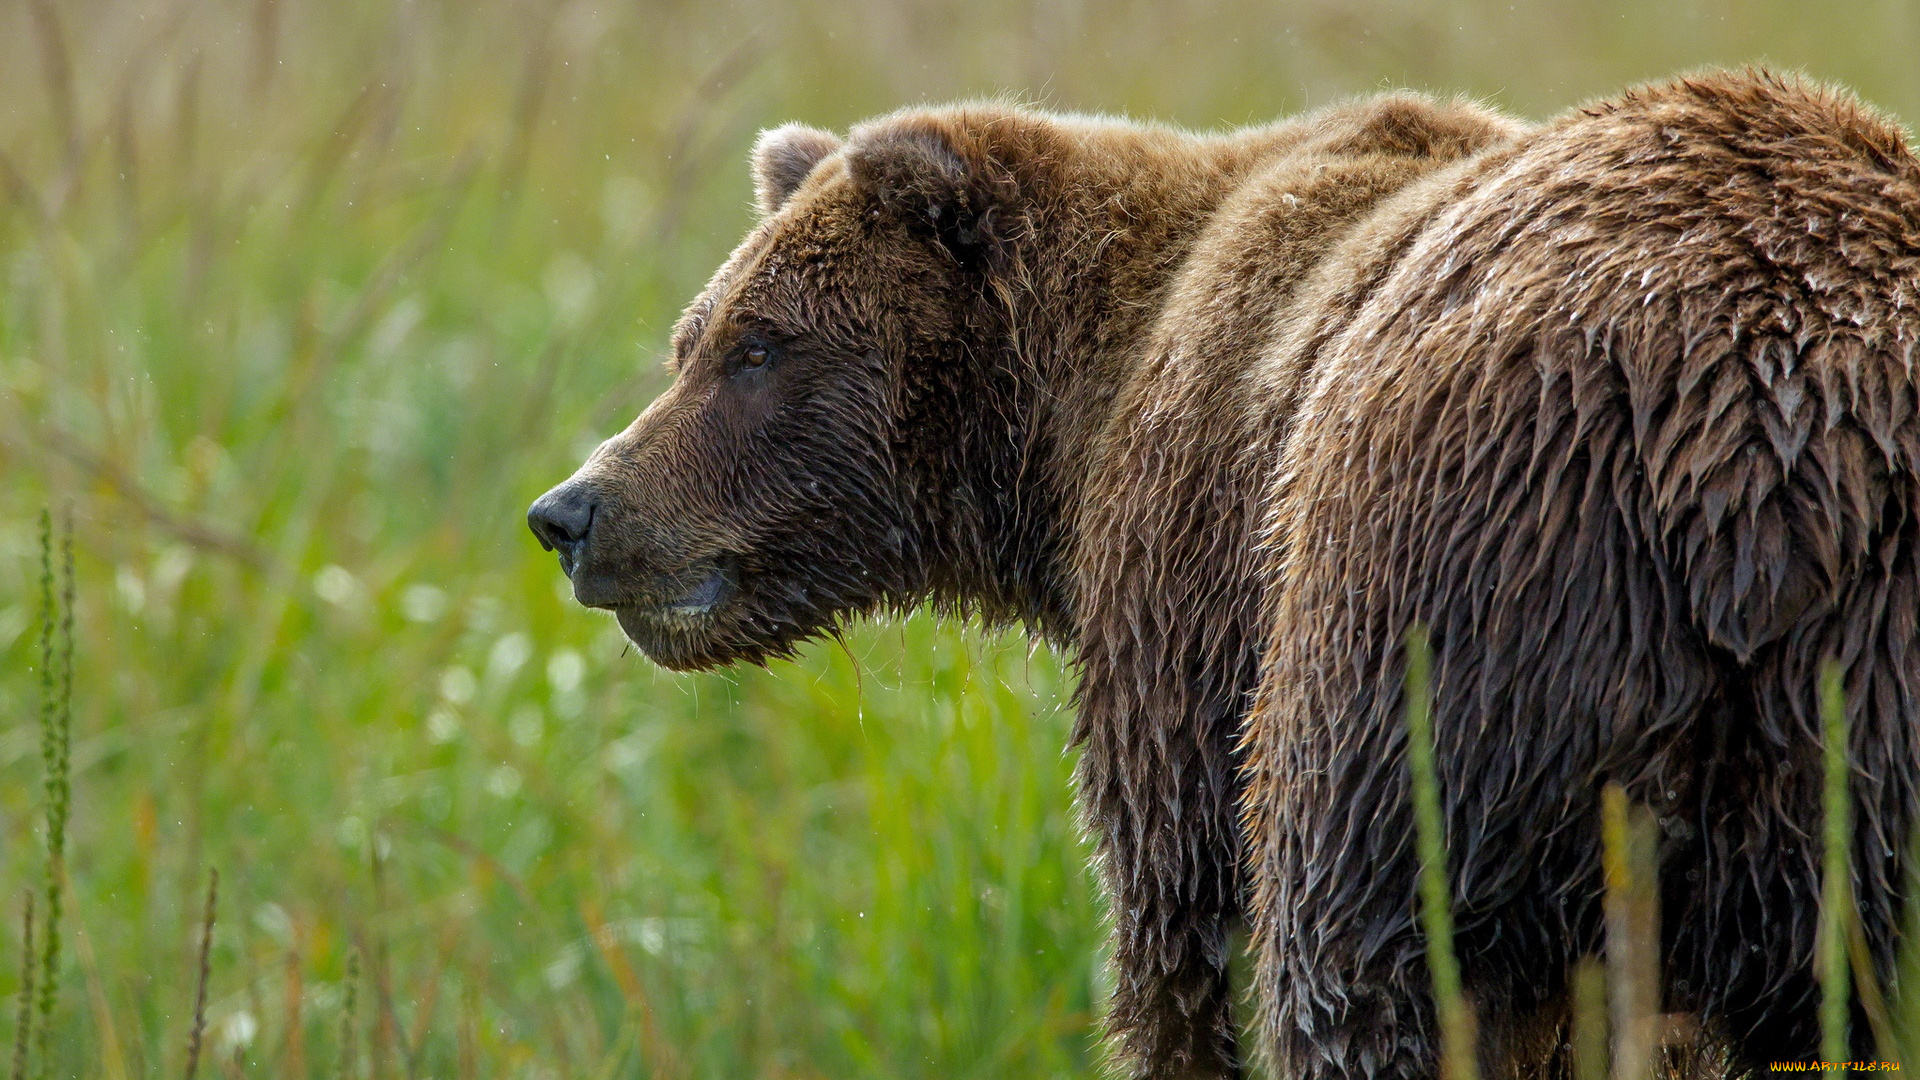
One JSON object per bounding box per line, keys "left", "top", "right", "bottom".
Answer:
{"left": 530, "top": 88, "right": 1526, "bottom": 1076}
{"left": 528, "top": 70, "right": 1920, "bottom": 1080}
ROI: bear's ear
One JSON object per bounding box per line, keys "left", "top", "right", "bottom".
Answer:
{"left": 847, "top": 124, "right": 994, "bottom": 253}
{"left": 752, "top": 124, "right": 843, "bottom": 216}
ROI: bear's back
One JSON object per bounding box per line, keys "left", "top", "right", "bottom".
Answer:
{"left": 1259, "top": 69, "right": 1920, "bottom": 663}
{"left": 1073, "top": 92, "right": 1528, "bottom": 642}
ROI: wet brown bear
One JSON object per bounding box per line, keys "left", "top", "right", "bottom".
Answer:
{"left": 530, "top": 70, "right": 1920, "bottom": 1079}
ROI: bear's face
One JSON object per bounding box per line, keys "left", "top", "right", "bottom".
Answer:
{"left": 530, "top": 118, "right": 997, "bottom": 669}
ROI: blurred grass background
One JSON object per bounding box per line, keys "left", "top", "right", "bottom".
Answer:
{"left": 1, "top": 0, "right": 1918, "bottom": 1076}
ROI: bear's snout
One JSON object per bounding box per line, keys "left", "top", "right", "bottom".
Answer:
{"left": 528, "top": 472, "right": 720, "bottom": 622}
{"left": 527, "top": 480, "right": 599, "bottom": 577}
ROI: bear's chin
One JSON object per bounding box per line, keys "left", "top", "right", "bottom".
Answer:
{"left": 612, "top": 605, "right": 785, "bottom": 672}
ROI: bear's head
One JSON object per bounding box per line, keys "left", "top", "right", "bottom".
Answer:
{"left": 529, "top": 110, "right": 1039, "bottom": 670}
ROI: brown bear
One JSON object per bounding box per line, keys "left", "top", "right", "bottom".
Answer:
{"left": 529, "top": 70, "right": 1920, "bottom": 1080}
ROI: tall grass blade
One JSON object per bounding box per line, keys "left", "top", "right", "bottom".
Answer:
{"left": 338, "top": 948, "right": 360, "bottom": 1080}
{"left": 1571, "top": 956, "right": 1609, "bottom": 1080}
{"left": 1405, "top": 624, "right": 1479, "bottom": 1080}
{"left": 70, "top": 923, "right": 131, "bottom": 1080}
{"left": 1892, "top": 798, "right": 1920, "bottom": 1063}
{"left": 25, "top": 0, "right": 80, "bottom": 171}
{"left": 33, "top": 507, "right": 74, "bottom": 1080}
{"left": 1820, "top": 661, "right": 1854, "bottom": 1063}
{"left": 1847, "top": 915, "right": 1895, "bottom": 1059}
{"left": 10, "top": 894, "right": 34, "bottom": 1080}
{"left": 1601, "top": 783, "right": 1659, "bottom": 1080}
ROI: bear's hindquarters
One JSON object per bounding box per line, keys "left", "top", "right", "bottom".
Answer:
{"left": 1243, "top": 71, "right": 1920, "bottom": 1080}
{"left": 1646, "top": 315, "right": 1920, "bottom": 1069}
{"left": 1242, "top": 316, "right": 1720, "bottom": 1078}
{"left": 1245, "top": 315, "right": 1920, "bottom": 1080}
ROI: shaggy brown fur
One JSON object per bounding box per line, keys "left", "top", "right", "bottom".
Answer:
{"left": 1071, "top": 98, "right": 1528, "bottom": 1075}
{"left": 529, "top": 70, "right": 1920, "bottom": 1079}
{"left": 1242, "top": 73, "right": 1920, "bottom": 1080}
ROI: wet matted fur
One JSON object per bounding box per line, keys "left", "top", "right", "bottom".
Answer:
{"left": 1242, "top": 73, "right": 1920, "bottom": 1080}
{"left": 530, "top": 70, "right": 1920, "bottom": 1079}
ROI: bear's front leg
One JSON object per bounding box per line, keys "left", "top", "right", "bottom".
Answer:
{"left": 1074, "top": 688, "right": 1246, "bottom": 1079}
{"left": 1102, "top": 886, "right": 1241, "bottom": 1080}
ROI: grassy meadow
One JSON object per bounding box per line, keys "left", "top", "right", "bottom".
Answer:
{"left": 3, "top": 1, "right": 1920, "bottom": 1076}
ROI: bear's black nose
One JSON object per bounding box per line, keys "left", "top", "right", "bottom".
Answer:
{"left": 527, "top": 482, "right": 598, "bottom": 570}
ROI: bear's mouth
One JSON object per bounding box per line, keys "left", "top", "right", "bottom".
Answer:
{"left": 608, "top": 561, "right": 741, "bottom": 671}
{"left": 611, "top": 558, "right": 734, "bottom": 625}
{"left": 662, "top": 562, "right": 730, "bottom": 616}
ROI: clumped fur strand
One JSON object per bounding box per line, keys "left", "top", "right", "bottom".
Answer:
{"left": 534, "top": 70, "right": 1920, "bottom": 1079}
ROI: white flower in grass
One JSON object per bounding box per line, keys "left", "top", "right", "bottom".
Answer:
{"left": 401, "top": 584, "right": 448, "bottom": 622}
{"left": 368, "top": 296, "right": 423, "bottom": 360}
{"left": 253, "top": 903, "right": 294, "bottom": 947}
{"left": 438, "top": 666, "right": 476, "bottom": 705}
{"left": 116, "top": 566, "right": 147, "bottom": 614}
{"left": 467, "top": 594, "right": 502, "bottom": 633}
{"left": 547, "top": 649, "right": 585, "bottom": 693}
{"left": 313, "top": 565, "right": 365, "bottom": 609}
{"left": 489, "top": 632, "right": 532, "bottom": 681}
{"left": 486, "top": 764, "right": 522, "bottom": 798}
{"left": 603, "top": 731, "right": 654, "bottom": 773}
{"left": 543, "top": 946, "right": 583, "bottom": 990}
{"left": 508, "top": 705, "right": 544, "bottom": 747}
{"left": 218, "top": 1009, "right": 258, "bottom": 1051}
{"left": 544, "top": 252, "right": 597, "bottom": 327}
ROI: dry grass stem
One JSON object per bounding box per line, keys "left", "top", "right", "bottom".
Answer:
{"left": 1601, "top": 784, "right": 1659, "bottom": 1080}
{"left": 184, "top": 870, "right": 219, "bottom": 1080}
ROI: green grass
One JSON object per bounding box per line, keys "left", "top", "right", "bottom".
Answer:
{"left": 1405, "top": 625, "right": 1478, "bottom": 1080}
{"left": 5, "top": 1, "right": 1920, "bottom": 1076}
{"left": 1823, "top": 663, "right": 1854, "bottom": 1065}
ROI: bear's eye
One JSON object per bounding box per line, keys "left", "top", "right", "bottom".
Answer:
{"left": 741, "top": 344, "right": 770, "bottom": 370}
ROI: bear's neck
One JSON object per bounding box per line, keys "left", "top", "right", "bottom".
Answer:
{"left": 938, "top": 132, "right": 1293, "bottom": 639}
